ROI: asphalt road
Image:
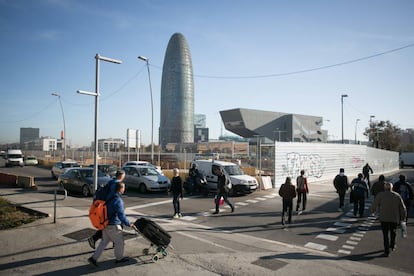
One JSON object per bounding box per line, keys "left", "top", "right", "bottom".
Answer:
{"left": 1, "top": 163, "right": 413, "bottom": 274}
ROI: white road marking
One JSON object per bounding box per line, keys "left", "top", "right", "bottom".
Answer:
{"left": 342, "top": 245, "right": 354, "bottom": 250}
{"left": 337, "top": 249, "right": 351, "bottom": 255}
{"left": 316, "top": 234, "right": 338, "bottom": 241}
{"left": 346, "top": 240, "right": 358, "bottom": 245}
{"left": 326, "top": 227, "right": 346, "bottom": 234}
{"left": 246, "top": 199, "right": 259, "bottom": 203}
{"left": 305, "top": 242, "right": 327, "bottom": 251}
{"left": 353, "top": 233, "right": 364, "bottom": 237}
{"left": 235, "top": 202, "right": 249, "bottom": 206}
{"left": 350, "top": 236, "right": 361, "bottom": 241}
{"left": 255, "top": 197, "right": 267, "bottom": 201}
{"left": 334, "top": 222, "right": 352, "bottom": 228}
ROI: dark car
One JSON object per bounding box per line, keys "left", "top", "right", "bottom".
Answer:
{"left": 88, "top": 164, "right": 118, "bottom": 177}
{"left": 57, "top": 167, "right": 112, "bottom": 197}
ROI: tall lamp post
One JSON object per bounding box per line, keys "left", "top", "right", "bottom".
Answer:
{"left": 77, "top": 54, "right": 122, "bottom": 192}
{"left": 369, "top": 115, "right": 375, "bottom": 146}
{"left": 138, "top": 55, "right": 154, "bottom": 164}
{"left": 341, "top": 94, "right": 348, "bottom": 144}
{"left": 354, "top": 118, "right": 360, "bottom": 144}
{"left": 51, "top": 93, "right": 66, "bottom": 160}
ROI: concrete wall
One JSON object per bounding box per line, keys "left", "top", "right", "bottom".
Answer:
{"left": 274, "top": 142, "right": 399, "bottom": 187}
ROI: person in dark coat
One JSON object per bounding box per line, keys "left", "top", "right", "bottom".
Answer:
{"left": 333, "top": 168, "right": 349, "bottom": 211}
{"left": 351, "top": 173, "right": 369, "bottom": 217}
{"left": 279, "top": 177, "right": 297, "bottom": 225}
{"left": 296, "top": 169, "right": 309, "bottom": 214}
{"left": 393, "top": 174, "right": 413, "bottom": 222}
{"left": 362, "top": 163, "right": 374, "bottom": 189}
{"left": 371, "top": 174, "right": 385, "bottom": 198}
{"left": 169, "top": 168, "right": 184, "bottom": 218}
{"left": 213, "top": 167, "right": 234, "bottom": 215}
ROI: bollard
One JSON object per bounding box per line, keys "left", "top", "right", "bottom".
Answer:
{"left": 53, "top": 188, "right": 67, "bottom": 224}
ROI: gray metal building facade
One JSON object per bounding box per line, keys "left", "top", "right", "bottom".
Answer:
{"left": 220, "top": 108, "right": 327, "bottom": 143}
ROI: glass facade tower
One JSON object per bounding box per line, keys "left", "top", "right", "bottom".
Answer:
{"left": 160, "top": 33, "right": 194, "bottom": 148}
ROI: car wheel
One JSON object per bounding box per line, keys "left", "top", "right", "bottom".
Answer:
{"left": 139, "top": 183, "right": 147, "bottom": 193}
{"left": 51, "top": 171, "right": 56, "bottom": 179}
{"left": 82, "top": 185, "right": 90, "bottom": 197}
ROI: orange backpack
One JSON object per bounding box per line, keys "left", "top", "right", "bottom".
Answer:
{"left": 89, "top": 197, "right": 115, "bottom": 230}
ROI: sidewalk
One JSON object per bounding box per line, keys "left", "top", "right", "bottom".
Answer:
{"left": 0, "top": 183, "right": 411, "bottom": 276}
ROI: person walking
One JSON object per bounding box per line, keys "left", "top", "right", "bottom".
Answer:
{"left": 278, "top": 177, "right": 296, "bottom": 225}
{"left": 351, "top": 173, "right": 369, "bottom": 217}
{"left": 296, "top": 170, "right": 309, "bottom": 215}
{"left": 88, "top": 182, "right": 133, "bottom": 267}
{"left": 333, "top": 168, "right": 349, "bottom": 211}
{"left": 212, "top": 167, "right": 234, "bottom": 215}
{"left": 371, "top": 182, "right": 407, "bottom": 257}
{"left": 362, "top": 163, "right": 374, "bottom": 190}
{"left": 371, "top": 174, "right": 386, "bottom": 198}
{"left": 88, "top": 169, "right": 126, "bottom": 249}
{"left": 393, "top": 174, "right": 413, "bottom": 222}
{"left": 169, "top": 168, "right": 184, "bottom": 218}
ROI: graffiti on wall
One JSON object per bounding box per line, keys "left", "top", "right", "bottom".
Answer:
{"left": 351, "top": 157, "right": 365, "bottom": 168}
{"left": 282, "top": 152, "right": 325, "bottom": 178}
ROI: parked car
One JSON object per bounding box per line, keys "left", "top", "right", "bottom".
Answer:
{"left": 58, "top": 167, "right": 112, "bottom": 197}
{"left": 24, "top": 156, "right": 38, "bottom": 166}
{"left": 122, "top": 161, "right": 164, "bottom": 175}
{"left": 88, "top": 164, "right": 118, "bottom": 177}
{"left": 123, "top": 165, "right": 170, "bottom": 193}
{"left": 51, "top": 160, "right": 81, "bottom": 179}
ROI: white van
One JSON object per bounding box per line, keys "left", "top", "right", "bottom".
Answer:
{"left": 191, "top": 159, "right": 258, "bottom": 195}
{"left": 6, "top": 149, "right": 24, "bottom": 167}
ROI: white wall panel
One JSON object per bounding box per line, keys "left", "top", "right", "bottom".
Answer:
{"left": 274, "top": 142, "right": 398, "bottom": 187}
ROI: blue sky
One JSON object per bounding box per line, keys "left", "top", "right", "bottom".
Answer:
{"left": 1, "top": 0, "right": 413, "bottom": 147}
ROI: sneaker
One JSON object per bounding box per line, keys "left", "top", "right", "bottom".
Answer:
{"left": 173, "top": 213, "right": 179, "bottom": 218}
{"left": 231, "top": 205, "right": 235, "bottom": 213}
{"left": 212, "top": 211, "right": 219, "bottom": 215}
{"left": 88, "top": 237, "right": 96, "bottom": 249}
{"left": 178, "top": 213, "right": 183, "bottom": 218}
{"left": 298, "top": 210, "right": 303, "bottom": 215}
{"left": 88, "top": 257, "right": 98, "bottom": 267}
{"left": 115, "top": 257, "right": 130, "bottom": 264}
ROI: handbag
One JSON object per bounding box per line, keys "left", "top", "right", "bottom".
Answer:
{"left": 214, "top": 195, "right": 224, "bottom": 206}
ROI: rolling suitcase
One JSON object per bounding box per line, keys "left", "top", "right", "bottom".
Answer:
{"left": 134, "top": 217, "right": 171, "bottom": 262}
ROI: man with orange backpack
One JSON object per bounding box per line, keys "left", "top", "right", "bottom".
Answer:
{"left": 88, "top": 170, "right": 125, "bottom": 249}
{"left": 88, "top": 181, "right": 133, "bottom": 267}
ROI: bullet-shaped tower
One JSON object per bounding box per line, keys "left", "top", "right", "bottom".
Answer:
{"left": 160, "top": 33, "right": 194, "bottom": 148}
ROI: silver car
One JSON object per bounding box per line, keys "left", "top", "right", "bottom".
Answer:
{"left": 123, "top": 165, "right": 170, "bottom": 193}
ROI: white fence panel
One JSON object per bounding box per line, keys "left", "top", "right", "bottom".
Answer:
{"left": 274, "top": 142, "right": 398, "bottom": 187}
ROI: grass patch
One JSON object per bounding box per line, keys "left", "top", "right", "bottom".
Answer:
{"left": 0, "top": 197, "right": 43, "bottom": 230}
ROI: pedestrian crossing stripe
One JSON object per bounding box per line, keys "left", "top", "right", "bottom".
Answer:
{"left": 235, "top": 202, "right": 249, "bottom": 206}
{"left": 316, "top": 234, "right": 338, "bottom": 241}
{"left": 337, "top": 249, "right": 351, "bottom": 255}
{"left": 334, "top": 222, "right": 352, "bottom": 228}
{"left": 326, "top": 227, "right": 346, "bottom": 234}
{"left": 350, "top": 236, "right": 361, "bottom": 241}
{"left": 305, "top": 242, "right": 327, "bottom": 251}
{"left": 346, "top": 240, "right": 358, "bottom": 245}
{"left": 342, "top": 245, "right": 354, "bottom": 250}
{"left": 246, "top": 199, "right": 259, "bottom": 203}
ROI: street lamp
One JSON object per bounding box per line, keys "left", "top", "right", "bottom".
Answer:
{"left": 369, "top": 115, "right": 375, "bottom": 145}
{"left": 341, "top": 94, "right": 348, "bottom": 144}
{"left": 77, "top": 53, "right": 122, "bottom": 192}
{"left": 51, "top": 93, "right": 66, "bottom": 160}
{"left": 354, "top": 118, "right": 360, "bottom": 144}
{"left": 138, "top": 55, "right": 154, "bottom": 164}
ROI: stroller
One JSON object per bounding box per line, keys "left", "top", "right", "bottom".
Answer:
{"left": 133, "top": 217, "right": 172, "bottom": 262}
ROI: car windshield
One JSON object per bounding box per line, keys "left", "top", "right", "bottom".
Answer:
{"left": 223, "top": 165, "right": 244, "bottom": 176}
{"left": 139, "top": 167, "right": 158, "bottom": 176}
{"left": 63, "top": 163, "right": 80, "bottom": 168}
{"left": 27, "top": 157, "right": 36, "bottom": 160}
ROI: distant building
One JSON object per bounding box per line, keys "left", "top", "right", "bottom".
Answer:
{"left": 194, "top": 114, "right": 208, "bottom": 143}
{"left": 20, "top": 127, "right": 39, "bottom": 147}
{"left": 160, "top": 33, "right": 195, "bottom": 149}
{"left": 93, "top": 138, "right": 124, "bottom": 152}
{"left": 220, "top": 108, "right": 327, "bottom": 143}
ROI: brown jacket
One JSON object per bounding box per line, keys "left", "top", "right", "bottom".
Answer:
{"left": 371, "top": 191, "right": 407, "bottom": 223}
{"left": 279, "top": 183, "right": 297, "bottom": 200}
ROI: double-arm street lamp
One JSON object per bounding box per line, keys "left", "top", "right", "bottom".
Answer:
{"left": 341, "top": 94, "right": 348, "bottom": 144}
{"left": 138, "top": 55, "right": 154, "bottom": 164}
{"left": 77, "top": 54, "right": 122, "bottom": 192}
{"left": 51, "top": 93, "right": 66, "bottom": 160}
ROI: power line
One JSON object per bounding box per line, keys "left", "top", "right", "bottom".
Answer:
{"left": 166, "top": 43, "right": 414, "bottom": 79}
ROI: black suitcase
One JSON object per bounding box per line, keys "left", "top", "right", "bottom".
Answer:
{"left": 134, "top": 217, "right": 171, "bottom": 248}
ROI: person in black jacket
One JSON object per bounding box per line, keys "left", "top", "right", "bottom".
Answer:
{"left": 279, "top": 177, "right": 296, "bottom": 225}
{"left": 213, "top": 167, "right": 234, "bottom": 215}
{"left": 333, "top": 168, "right": 349, "bottom": 211}
{"left": 393, "top": 174, "right": 413, "bottom": 222}
{"left": 169, "top": 168, "right": 184, "bottom": 218}
{"left": 351, "top": 173, "right": 369, "bottom": 217}
{"left": 362, "top": 163, "right": 374, "bottom": 189}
